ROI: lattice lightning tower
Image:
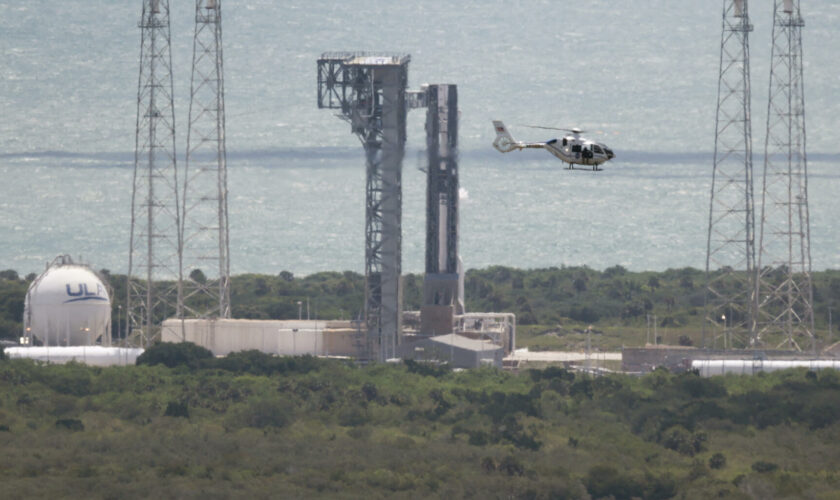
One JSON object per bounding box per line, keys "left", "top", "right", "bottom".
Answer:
{"left": 128, "top": 0, "right": 180, "bottom": 346}
{"left": 180, "top": 0, "right": 231, "bottom": 321}
{"left": 756, "top": 0, "right": 814, "bottom": 351}
{"left": 704, "top": 0, "right": 756, "bottom": 349}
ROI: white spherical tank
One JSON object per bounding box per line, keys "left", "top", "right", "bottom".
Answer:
{"left": 24, "top": 256, "right": 111, "bottom": 346}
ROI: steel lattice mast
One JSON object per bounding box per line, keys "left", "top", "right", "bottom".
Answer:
{"left": 756, "top": 0, "right": 814, "bottom": 351}
{"left": 180, "top": 0, "right": 231, "bottom": 321}
{"left": 704, "top": 0, "right": 756, "bottom": 349}
{"left": 318, "top": 53, "right": 410, "bottom": 362}
{"left": 128, "top": 0, "right": 180, "bottom": 347}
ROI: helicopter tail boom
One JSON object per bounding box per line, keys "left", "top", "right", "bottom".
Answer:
{"left": 492, "top": 120, "right": 545, "bottom": 153}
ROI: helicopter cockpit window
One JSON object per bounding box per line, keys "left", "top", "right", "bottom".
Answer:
{"left": 592, "top": 145, "right": 603, "bottom": 154}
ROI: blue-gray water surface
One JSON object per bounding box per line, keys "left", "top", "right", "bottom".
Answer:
{"left": 2, "top": 1, "right": 838, "bottom": 276}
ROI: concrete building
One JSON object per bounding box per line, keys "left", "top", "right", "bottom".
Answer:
{"left": 398, "top": 333, "right": 503, "bottom": 369}
{"left": 161, "top": 318, "right": 364, "bottom": 357}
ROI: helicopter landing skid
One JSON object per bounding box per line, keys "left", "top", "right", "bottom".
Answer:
{"left": 566, "top": 165, "right": 602, "bottom": 172}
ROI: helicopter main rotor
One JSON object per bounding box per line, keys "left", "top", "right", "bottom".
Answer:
{"left": 521, "top": 124, "right": 586, "bottom": 134}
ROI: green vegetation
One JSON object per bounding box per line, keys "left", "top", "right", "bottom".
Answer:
{"left": 1, "top": 353, "right": 839, "bottom": 498}
{"left": 0, "top": 270, "right": 29, "bottom": 342}
{"left": 4, "top": 265, "right": 840, "bottom": 350}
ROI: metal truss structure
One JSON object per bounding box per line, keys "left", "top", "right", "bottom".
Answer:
{"left": 128, "top": 0, "right": 180, "bottom": 347}
{"left": 756, "top": 0, "right": 814, "bottom": 351}
{"left": 704, "top": 0, "right": 756, "bottom": 349}
{"left": 422, "top": 85, "right": 463, "bottom": 316}
{"left": 317, "top": 53, "right": 410, "bottom": 361}
{"left": 180, "top": 0, "right": 231, "bottom": 323}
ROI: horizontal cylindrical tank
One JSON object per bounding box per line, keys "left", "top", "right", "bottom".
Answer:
{"left": 692, "top": 359, "right": 840, "bottom": 377}
{"left": 24, "top": 256, "right": 111, "bottom": 346}
{"left": 6, "top": 346, "right": 143, "bottom": 366}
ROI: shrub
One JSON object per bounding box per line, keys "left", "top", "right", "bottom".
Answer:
{"left": 660, "top": 426, "right": 707, "bottom": 456}
{"left": 498, "top": 455, "right": 524, "bottom": 476}
{"left": 709, "top": 452, "right": 726, "bottom": 470}
{"left": 751, "top": 461, "right": 779, "bottom": 473}
{"left": 677, "top": 374, "right": 726, "bottom": 398}
{"left": 338, "top": 406, "right": 368, "bottom": 427}
{"left": 0, "top": 318, "right": 21, "bottom": 341}
{"left": 0, "top": 270, "right": 19, "bottom": 281}
{"left": 643, "top": 473, "right": 678, "bottom": 500}
{"left": 585, "top": 465, "right": 642, "bottom": 500}
{"left": 36, "top": 363, "right": 93, "bottom": 397}
{"left": 236, "top": 396, "right": 293, "bottom": 429}
{"left": 164, "top": 401, "right": 190, "bottom": 418}
{"left": 807, "top": 406, "right": 835, "bottom": 430}
{"left": 604, "top": 265, "right": 627, "bottom": 278}
{"left": 530, "top": 366, "right": 575, "bottom": 383}
{"left": 361, "top": 382, "right": 379, "bottom": 402}
{"left": 55, "top": 418, "right": 84, "bottom": 431}
{"left": 468, "top": 430, "right": 489, "bottom": 446}
{"left": 404, "top": 359, "right": 450, "bottom": 378}
{"left": 569, "top": 305, "right": 600, "bottom": 323}
{"left": 189, "top": 268, "right": 207, "bottom": 284}
{"left": 136, "top": 341, "right": 213, "bottom": 369}
{"left": 347, "top": 426, "right": 373, "bottom": 440}
{"left": 212, "top": 350, "right": 323, "bottom": 376}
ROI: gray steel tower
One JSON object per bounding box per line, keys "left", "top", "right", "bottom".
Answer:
{"left": 180, "top": 0, "right": 231, "bottom": 321}
{"left": 128, "top": 0, "right": 180, "bottom": 346}
{"left": 420, "top": 84, "right": 463, "bottom": 335}
{"left": 705, "top": 0, "right": 756, "bottom": 349}
{"left": 756, "top": 0, "right": 814, "bottom": 351}
{"left": 317, "top": 53, "right": 410, "bottom": 361}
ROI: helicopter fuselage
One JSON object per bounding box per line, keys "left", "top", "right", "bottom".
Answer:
{"left": 543, "top": 134, "right": 613, "bottom": 168}
{"left": 492, "top": 120, "right": 615, "bottom": 170}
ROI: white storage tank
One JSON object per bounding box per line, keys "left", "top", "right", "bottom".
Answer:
{"left": 23, "top": 255, "right": 111, "bottom": 346}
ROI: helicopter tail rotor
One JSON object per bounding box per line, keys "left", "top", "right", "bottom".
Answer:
{"left": 492, "top": 120, "right": 519, "bottom": 153}
{"left": 493, "top": 120, "right": 519, "bottom": 153}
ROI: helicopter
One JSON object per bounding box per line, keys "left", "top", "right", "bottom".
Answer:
{"left": 492, "top": 120, "right": 615, "bottom": 171}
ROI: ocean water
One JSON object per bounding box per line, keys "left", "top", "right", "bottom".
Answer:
{"left": 1, "top": 1, "right": 839, "bottom": 276}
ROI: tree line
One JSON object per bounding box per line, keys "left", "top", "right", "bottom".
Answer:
{"left": 2, "top": 266, "right": 839, "bottom": 346}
